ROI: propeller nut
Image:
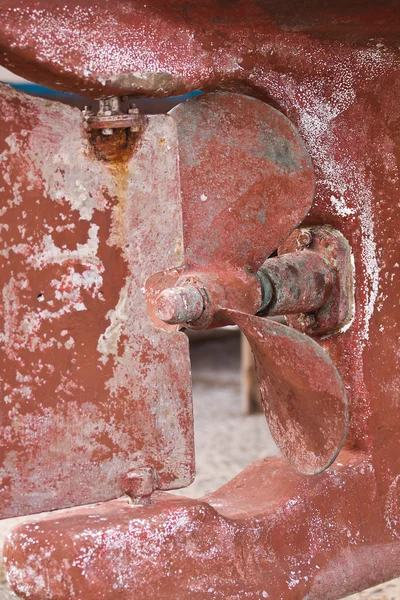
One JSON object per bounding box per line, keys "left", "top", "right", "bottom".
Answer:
{"left": 155, "top": 285, "right": 205, "bottom": 325}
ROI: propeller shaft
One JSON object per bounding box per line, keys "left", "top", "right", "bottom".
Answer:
{"left": 258, "top": 250, "right": 335, "bottom": 317}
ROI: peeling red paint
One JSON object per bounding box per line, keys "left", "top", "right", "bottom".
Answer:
{"left": 0, "top": 84, "right": 194, "bottom": 518}
{"left": 1, "top": 1, "right": 400, "bottom": 599}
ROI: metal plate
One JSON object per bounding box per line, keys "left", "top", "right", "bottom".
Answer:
{"left": 0, "top": 83, "right": 193, "bottom": 518}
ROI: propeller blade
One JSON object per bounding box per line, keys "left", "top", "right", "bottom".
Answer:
{"left": 229, "top": 311, "right": 349, "bottom": 475}
{"left": 170, "top": 93, "right": 315, "bottom": 272}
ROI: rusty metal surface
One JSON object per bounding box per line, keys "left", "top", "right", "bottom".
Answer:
{"left": 0, "top": 1, "right": 399, "bottom": 99}
{"left": 83, "top": 97, "right": 143, "bottom": 133}
{"left": 278, "top": 226, "right": 355, "bottom": 335}
{"left": 150, "top": 221, "right": 352, "bottom": 476}
{"left": 4, "top": 452, "right": 400, "bottom": 600}
{"left": 230, "top": 311, "right": 348, "bottom": 474}
{"left": 1, "top": 0, "right": 400, "bottom": 599}
{"left": 258, "top": 250, "right": 335, "bottom": 317}
{"left": 0, "top": 83, "right": 194, "bottom": 518}
{"left": 146, "top": 92, "right": 315, "bottom": 332}
{"left": 169, "top": 93, "right": 315, "bottom": 271}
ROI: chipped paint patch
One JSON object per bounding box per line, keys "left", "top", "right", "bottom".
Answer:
{"left": 97, "top": 282, "right": 129, "bottom": 364}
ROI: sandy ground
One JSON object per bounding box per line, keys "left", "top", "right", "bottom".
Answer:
{"left": 0, "top": 335, "right": 399, "bottom": 599}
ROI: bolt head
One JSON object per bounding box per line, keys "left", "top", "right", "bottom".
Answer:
{"left": 298, "top": 312, "right": 317, "bottom": 330}
{"left": 297, "top": 229, "right": 313, "bottom": 249}
{"left": 122, "top": 467, "right": 157, "bottom": 504}
{"left": 82, "top": 106, "right": 94, "bottom": 118}
{"left": 102, "top": 128, "right": 114, "bottom": 136}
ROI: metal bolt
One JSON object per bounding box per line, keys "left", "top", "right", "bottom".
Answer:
{"left": 100, "top": 96, "right": 120, "bottom": 114}
{"left": 298, "top": 312, "right": 317, "bottom": 330}
{"left": 129, "top": 103, "right": 140, "bottom": 132}
{"left": 155, "top": 284, "right": 204, "bottom": 325}
{"left": 84, "top": 97, "right": 142, "bottom": 136}
{"left": 297, "top": 229, "right": 313, "bottom": 249}
{"left": 122, "top": 467, "right": 157, "bottom": 505}
{"left": 99, "top": 98, "right": 119, "bottom": 135}
{"left": 82, "top": 105, "right": 94, "bottom": 117}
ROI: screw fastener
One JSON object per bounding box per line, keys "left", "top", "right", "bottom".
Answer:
{"left": 296, "top": 229, "right": 313, "bottom": 249}
{"left": 82, "top": 105, "right": 94, "bottom": 118}
{"left": 83, "top": 97, "right": 143, "bottom": 136}
{"left": 298, "top": 312, "right": 318, "bottom": 330}
{"left": 122, "top": 467, "right": 157, "bottom": 505}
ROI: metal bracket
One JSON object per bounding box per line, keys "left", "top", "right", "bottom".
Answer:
{"left": 83, "top": 96, "right": 143, "bottom": 135}
{"left": 279, "top": 225, "right": 354, "bottom": 336}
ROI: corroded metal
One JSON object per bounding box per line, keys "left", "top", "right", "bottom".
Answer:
{"left": 0, "top": 83, "right": 194, "bottom": 518}
{"left": 154, "top": 260, "right": 350, "bottom": 473}
{"left": 229, "top": 311, "right": 349, "bottom": 474}
{"left": 3, "top": 453, "right": 392, "bottom": 600}
{"left": 154, "top": 285, "right": 205, "bottom": 325}
{"left": 151, "top": 223, "right": 351, "bottom": 475}
{"left": 169, "top": 93, "right": 315, "bottom": 272}
{"left": 153, "top": 226, "right": 351, "bottom": 336}
{"left": 146, "top": 92, "right": 315, "bottom": 331}
{"left": 1, "top": 1, "right": 400, "bottom": 599}
{"left": 255, "top": 225, "right": 354, "bottom": 336}
{"left": 0, "top": 87, "right": 316, "bottom": 518}
{"left": 279, "top": 226, "right": 355, "bottom": 335}
{"left": 121, "top": 467, "right": 158, "bottom": 505}
{"left": 83, "top": 97, "right": 143, "bottom": 134}
{"left": 258, "top": 250, "right": 335, "bottom": 317}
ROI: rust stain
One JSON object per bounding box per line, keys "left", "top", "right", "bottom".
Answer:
{"left": 89, "top": 127, "right": 143, "bottom": 164}
{"left": 0, "top": 84, "right": 193, "bottom": 519}
{"left": 1, "top": 1, "right": 400, "bottom": 599}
